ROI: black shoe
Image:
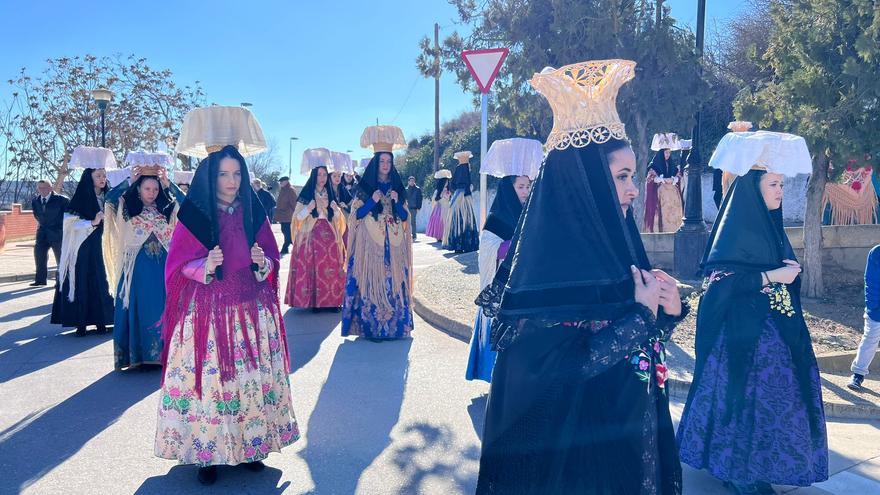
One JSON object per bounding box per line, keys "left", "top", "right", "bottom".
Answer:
{"left": 96, "top": 325, "right": 109, "bottom": 334}
{"left": 197, "top": 466, "right": 218, "bottom": 485}
{"left": 311, "top": 307, "right": 321, "bottom": 314}
{"left": 848, "top": 373, "right": 865, "bottom": 391}
{"left": 243, "top": 460, "right": 265, "bottom": 472}
{"left": 29, "top": 281, "right": 47, "bottom": 287}
{"left": 75, "top": 326, "right": 87, "bottom": 337}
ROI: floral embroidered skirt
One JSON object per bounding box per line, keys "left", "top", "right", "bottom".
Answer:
{"left": 155, "top": 303, "right": 300, "bottom": 466}
{"left": 341, "top": 237, "right": 413, "bottom": 340}
{"left": 285, "top": 219, "right": 345, "bottom": 308}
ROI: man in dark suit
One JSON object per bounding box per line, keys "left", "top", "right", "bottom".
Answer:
{"left": 31, "top": 180, "right": 68, "bottom": 286}
{"left": 405, "top": 176, "right": 423, "bottom": 240}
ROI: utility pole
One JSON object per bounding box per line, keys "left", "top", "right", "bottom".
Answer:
{"left": 433, "top": 22, "right": 441, "bottom": 172}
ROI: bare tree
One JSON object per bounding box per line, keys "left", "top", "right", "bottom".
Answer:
{"left": 0, "top": 54, "right": 203, "bottom": 194}
{"left": 247, "top": 137, "right": 283, "bottom": 181}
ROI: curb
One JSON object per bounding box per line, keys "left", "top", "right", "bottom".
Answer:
{"left": 0, "top": 269, "right": 55, "bottom": 284}
{"left": 413, "top": 291, "right": 472, "bottom": 343}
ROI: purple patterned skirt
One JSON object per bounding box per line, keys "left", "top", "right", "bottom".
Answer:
{"left": 677, "top": 318, "right": 828, "bottom": 486}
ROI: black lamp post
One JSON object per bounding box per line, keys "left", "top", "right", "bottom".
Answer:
{"left": 91, "top": 88, "right": 113, "bottom": 147}
{"left": 673, "top": 0, "right": 709, "bottom": 280}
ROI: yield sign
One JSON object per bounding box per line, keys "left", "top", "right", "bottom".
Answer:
{"left": 461, "top": 48, "right": 509, "bottom": 93}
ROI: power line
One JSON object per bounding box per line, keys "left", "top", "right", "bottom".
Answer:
{"left": 389, "top": 74, "right": 422, "bottom": 125}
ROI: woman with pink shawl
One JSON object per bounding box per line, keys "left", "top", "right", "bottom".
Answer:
{"left": 154, "top": 142, "right": 299, "bottom": 485}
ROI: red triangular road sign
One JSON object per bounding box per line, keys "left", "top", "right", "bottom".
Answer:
{"left": 461, "top": 48, "right": 509, "bottom": 93}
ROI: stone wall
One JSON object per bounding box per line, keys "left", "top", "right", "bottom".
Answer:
{"left": 699, "top": 172, "right": 810, "bottom": 224}
{"left": 642, "top": 224, "right": 880, "bottom": 283}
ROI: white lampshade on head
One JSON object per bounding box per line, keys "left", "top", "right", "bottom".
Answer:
{"left": 481, "top": 138, "right": 544, "bottom": 179}
{"left": 360, "top": 125, "right": 406, "bottom": 153}
{"left": 453, "top": 151, "right": 473, "bottom": 164}
{"left": 708, "top": 130, "right": 812, "bottom": 178}
{"left": 124, "top": 150, "right": 173, "bottom": 176}
{"left": 329, "top": 151, "right": 354, "bottom": 174}
{"left": 68, "top": 145, "right": 118, "bottom": 170}
{"left": 679, "top": 139, "right": 693, "bottom": 151}
{"left": 300, "top": 148, "right": 333, "bottom": 174}
{"left": 433, "top": 169, "right": 452, "bottom": 179}
{"left": 175, "top": 106, "right": 267, "bottom": 158}
{"left": 651, "top": 132, "right": 681, "bottom": 151}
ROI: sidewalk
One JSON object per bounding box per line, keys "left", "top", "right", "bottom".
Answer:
{"left": 411, "top": 242, "right": 880, "bottom": 421}
{"left": 0, "top": 240, "right": 53, "bottom": 283}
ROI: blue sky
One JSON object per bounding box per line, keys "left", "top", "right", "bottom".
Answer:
{"left": 0, "top": 0, "right": 739, "bottom": 184}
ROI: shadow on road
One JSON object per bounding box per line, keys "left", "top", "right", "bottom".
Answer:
{"left": 300, "top": 337, "right": 411, "bottom": 494}
{"left": 135, "top": 464, "right": 290, "bottom": 494}
{"left": 0, "top": 316, "right": 112, "bottom": 384}
{"left": 467, "top": 393, "right": 488, "bottom": 441}
{"left": 0, "top": 370, "right": 156, "bottom": 493}
{"left": 283, "top": 308, "right": 341, "bottom": 374}
{"left": 389, "top": 422, "right": 481, "bottom": 494}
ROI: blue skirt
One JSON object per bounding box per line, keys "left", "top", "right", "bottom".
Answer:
{"left": 341, "top": 233, "right": 413, "bottom": 339}
{"left": 113, "top": 247, "right": 166, "bottom": 369}
{"left": 466, "top": 308, "right": 496, "bottom": 382}
{"left": 677, "top": 317, "right": 828, "bottom": 486}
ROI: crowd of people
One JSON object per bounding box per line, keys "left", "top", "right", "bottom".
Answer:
{"left": 24, "top": 56, "right": 880, "bottom": 494}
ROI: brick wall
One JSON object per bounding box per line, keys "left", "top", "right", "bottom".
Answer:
{"left": 0, "top": 204, "right": 37, "bottom": 250}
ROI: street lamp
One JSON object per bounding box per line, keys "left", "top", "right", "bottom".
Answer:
{"left": 289, "top": 137, "right": 299, "bottom": 177}
{"left": 673, "top": 0, "right": 708, "bottom": 279}
{"left": 91, "top": 88, "right": 113, "bottom": 148}
{"left": 241, "top": 102, "right": 253, "bottom": 108}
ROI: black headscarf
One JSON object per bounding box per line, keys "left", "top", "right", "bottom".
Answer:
{"left": 298, "top": 166, "right": 338, "bottom": 220}
{"left": 122, "top": 176, "right": 175, "bottom": 222}
{"left": 481, "top": 139, "right": 651, "bottom": 329}
{"left": 67, "top": 168, "right": 109, "bottom": 220}
{"left": 433, "top": 177, "right": 449, "bottom": 201}
{"left": 176, "top": 145, "right": 267, "bottom": 279}
{"left": 693, "top": 169, "right": 817, "bottom": 429}
{"left": 451, "top": 162, "right": 473, "bottom": 196}
{"left": 483, "top": 175, "right": 526, "bottom": 241}
{"left": 648, "top": 151, "right": 678, "bottom": 178}
{"left": 701, "top": 169, "right": 794, "bottom": 272}
{"left": 330, "top": 172, "right": 352, "bottom": 205}
{"left": 356, "top": 152, "right": 406, "bottom": 220}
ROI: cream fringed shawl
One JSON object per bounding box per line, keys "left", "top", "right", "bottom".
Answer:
{"left": 57, "top": 214, "right": 97, "bottom": 302}
{"left": 347, "top": 197, "right": 413, "bottom": 312}
{"left": 103, "top": 199, "right": 178, "bottom": 308}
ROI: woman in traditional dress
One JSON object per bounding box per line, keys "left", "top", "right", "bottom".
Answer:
{"left": 466, "top": 175, "right": 531, "bottom": 381}
{"left": 425, "top": 170, "right": 451, "bottom": 241}
{"left": 104, "top": 158, "right": 185, "bottom": 370}
{"left": 644, "top": 133, "right": 684, "bottom": 233}
{"left": 677, "top": 132, "right": 828, "bottom": 495}
{"left": 284, "top": 165, "right": 346, "bottom": 310}
{"left": 474, "top": 60, "right": 685, "bottom": 494}
{"left": 466, "top": 137, "right": 542, "bottom": 382}
{"left": 155, "top": 107, "right": 298, "bottom": 485}
{"left": 443, "top": 152, "right": 480, "bottom": 252}
{"left": 341, "top": 125, "right": 413, "bottom": 341}
{"left": 330, "top": 170, "right": 353, "bottom": 215}
{"left": 51, "top": 146, "right": 116, "bottom": 337}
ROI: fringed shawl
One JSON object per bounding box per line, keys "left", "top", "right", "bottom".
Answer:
{"left": 347, "top": 196, "right": 412, "bottom": 312}
{"left": 104, "top": 199, "right": 177, "bottom": 308}
{"left": 160, "top": 216, "right": 288, "bottom": 397}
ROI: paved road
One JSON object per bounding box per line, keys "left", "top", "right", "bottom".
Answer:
{"left": 0, "top": 237, "right": 879, "bottom": 494}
